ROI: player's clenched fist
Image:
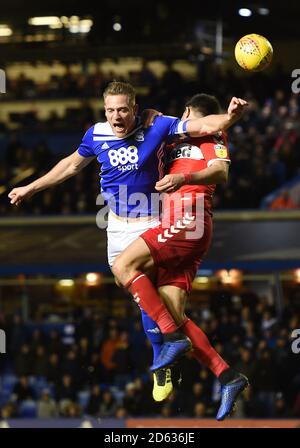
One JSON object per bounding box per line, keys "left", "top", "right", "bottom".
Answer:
{"left": 227, "top": 97, "right": 248, "bottom": 120}
{"left": 8, "top": 185, "right": 34, "bottom": 206}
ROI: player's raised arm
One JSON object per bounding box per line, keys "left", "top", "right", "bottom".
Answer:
{"left": 186, "top": 97, "right": 248, "bottom": 137}
{"left": 8, "top": 150, "right": 94, "bottom": 206}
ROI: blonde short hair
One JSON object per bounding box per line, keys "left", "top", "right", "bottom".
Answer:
{"left": 103, "top": 81, "right": 136, "bottom": 107}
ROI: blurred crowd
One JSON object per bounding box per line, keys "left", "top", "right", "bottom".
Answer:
{"left": 4, "top": 67, "right": 107, "bottom": 101}
{"left": 0, "top": 288, "right": 299, "bottom": 420}
{"left": 1, "top": 61, "right": 300, "bottom": 212}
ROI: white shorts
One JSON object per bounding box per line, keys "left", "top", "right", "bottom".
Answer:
{"left": 107, "top": 212, "right": 160, "bottom": 267}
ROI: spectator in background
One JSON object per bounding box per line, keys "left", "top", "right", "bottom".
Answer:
{"left": 261, "top": 309, "right": 278, "bottom": 332}
{"left": 243, "top": 321, "right": 258, "bottom": 350}
{"left": 47, "top": 353, "right": 61, "bottom": 387}
{"left": 32, "top": 345, "right": 48, "bottom": 377}
{"left": 122, "top": 382, "right": 142, "bottom": 417}
{"left": 0, "top": 401, "right": 17, "bottom": 420}
{"left": 12, "top": 375, "right": 35, "bottom": 402}
{"left": 98, "top": 390, "right": 118, "bottom": 418}
{"left": 75, "top": 308, "right": 94, "bottom": 343}
{"left": 193, "top": 402, "right": 207, "bottom": 418}
{"left": 112, "top": 330, "right": 133, "bottom": 389}
{"left": 87, "top": 352, "right": 106, "bottom": 385}
{"left": 115, "top": 406, "right": 128, "bottom": 419}
{"left": 160, "top": 403, "right": 173, "bottom": 418}
{"left": 29, "top": 329, "right": 45, "bottom": 353}
{"left": 47, "top": 330, "right": 64, "bottom": 356}
{"left": 273, "top": 393, "right": 291, "bottom": 418}
{"left": 9, "top": 315, "right": 27, "bottom": 356}
{"left": 128, "top": 313, "right": 152, "bottom": 375}
{"left": 37, "top": 389, "right": 58, "bottom": 418}
{"left": 234, "top": 348, "right": 255, "bottom": 384}
{"left": 77, "top": 337, "right": 92, "bottom": 387}
{"left": 14, "top": 344, "right": 33, "bottom": 376}
{"left": 242, "top": 386, "right": 258, "bottom": 418}
{"left": 85, "top": 384, "right": 103, "bottom": 416}
{"left": 269, "top": 189, "right": 298, "bottom": 210}
{"left": 61, "top": 349, "right": 80, "bottom": 381}
{"left": 92, "top": 313, "right": 105, "bottom": 350}
{"left": 251, "top": 347, "right": 277, "bottom": 417}
{"left": 56, "top": 374, "right": 77, "bottom": 416}
{"left": 186, "top": 382, "right": 209, "bottom": 417}
{"left": 139, "top": 60, "right": 158, "bottom": 89}
{"left": 268, "top": 153, "right": 286, "bottom": 187}
{"left": 64, "top": 401, "right": 82, "bottom": 418}
{"left": 100, "top": 327, "right": 120, "bottom": 383}
{"left": 179, "top": 352, "right": 208, "bottom": 393}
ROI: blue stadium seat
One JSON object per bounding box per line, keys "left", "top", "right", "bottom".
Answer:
{"left": 32, "top": 377, "right": 49, "bottom": 398}
{"left": 18, "top": 400, "right": 37, "bottom": 418}
{"left": 110, "top": 386, "right": 124, "bottom": 402}
{"left": 47, "top": 383, "right": 56, "bottom": 399}
{"left": 0, "top": 390, "right": 12, "bottom": 407}
{"left": 28, "top": 376, "right": 37, "bottom": 387}
{"left": 77, "top": 390, "right": 90, "bottom": 410}
{"left": 1, "top": 374, "right": 17, "bottom": 394}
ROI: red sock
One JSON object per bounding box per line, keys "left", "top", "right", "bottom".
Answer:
{"left": 125, "top": 272, "right": 177, "bottom": 334}
{"left": 181, "top": 318, "right": 229, "bottom": 377}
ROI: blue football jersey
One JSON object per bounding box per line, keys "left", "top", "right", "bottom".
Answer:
{"left": 78, "top": 115, "right": 188, "bottom": 217}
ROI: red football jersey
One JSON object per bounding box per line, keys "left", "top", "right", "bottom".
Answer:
{"left": 165, "top": 131, "right": 230, "bottom": 213}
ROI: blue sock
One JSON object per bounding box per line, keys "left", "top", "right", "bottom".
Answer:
{"left": 140, "top": 308, "right": 163, "bottom": 363}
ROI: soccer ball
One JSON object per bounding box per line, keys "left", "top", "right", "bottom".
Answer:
{"left": 234, "top": 34, "right": 273, "bottom": 72}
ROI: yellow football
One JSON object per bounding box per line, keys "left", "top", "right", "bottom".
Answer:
{"left": 235, "top": 34, "right": 273, "bottom": 72}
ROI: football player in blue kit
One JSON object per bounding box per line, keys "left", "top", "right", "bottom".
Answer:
{"left": 9, "top": 81, "right": 247, "bottom": 403}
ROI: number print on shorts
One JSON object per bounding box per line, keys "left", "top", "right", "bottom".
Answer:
{"left": 108, "top": 146, "right": 139, "bottom": 166}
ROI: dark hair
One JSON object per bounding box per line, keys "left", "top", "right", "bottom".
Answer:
{"left": 185, "top": 93, "right": 221, "bottom": 116}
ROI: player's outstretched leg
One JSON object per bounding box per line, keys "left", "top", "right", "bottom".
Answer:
{"left": 140, "top": 309, "right": 174, "bottom": 401}
{"left": 150, "top": 331, "right": 192, "bottom": 372}
{"left": 216, "top": 370, "right": 249, "bottom": 421}
{"left": 123, "top": 272, "right": 192, "bottom": 370}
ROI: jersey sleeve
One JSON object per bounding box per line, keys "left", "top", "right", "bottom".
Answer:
{"left": 77, "top": 126, "right": 95, "bottom": 158}
{"left": 153, "top": 115, "right": 189, "bottom": 139}
{"left": 200, "top": 132, "right": 231, "bottom": 166}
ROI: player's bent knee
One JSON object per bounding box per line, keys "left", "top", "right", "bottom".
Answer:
{"left": 111, "top": 258, "right": 123, "bottom": 284}
{"left": 114, "top": 276, "right": 122, "bottom": 288}
{"left": 111, "top": 256, "right": 135, "bottom": 286}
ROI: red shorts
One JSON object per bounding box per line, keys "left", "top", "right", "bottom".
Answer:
{"left": 140, "top": 206, "right": 212, "bottom": 293}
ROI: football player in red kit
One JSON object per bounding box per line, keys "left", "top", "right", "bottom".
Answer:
{"left": 145, "top": 116, "right": 231, "bottom": 294}
{"left": 112, "top": 94, "right": 249, "bottom": 420}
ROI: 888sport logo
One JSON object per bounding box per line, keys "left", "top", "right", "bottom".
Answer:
{"left": 108, "top": 146, "right": 139, "bottom": 171}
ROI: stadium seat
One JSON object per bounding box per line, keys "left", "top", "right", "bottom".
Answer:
{"left": 110, "top": 386, "right": 125, "bottom": 402}
{"left": 18, "top": 400, "right": 37, "bottom": 418}
{"left": 1, "top": 374, "right": 17, "bottom": 394}
{"left": 28, "top": 376, "right": 37, "bottom": 386}
{"left": 0, "top": 390, "right": 12, "bottom": 407}
{"left": 77, "top": 390, "right": 90, "bottom": 410}
{"left": 32, "top": 376, "right": 49, "bottom": 398}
